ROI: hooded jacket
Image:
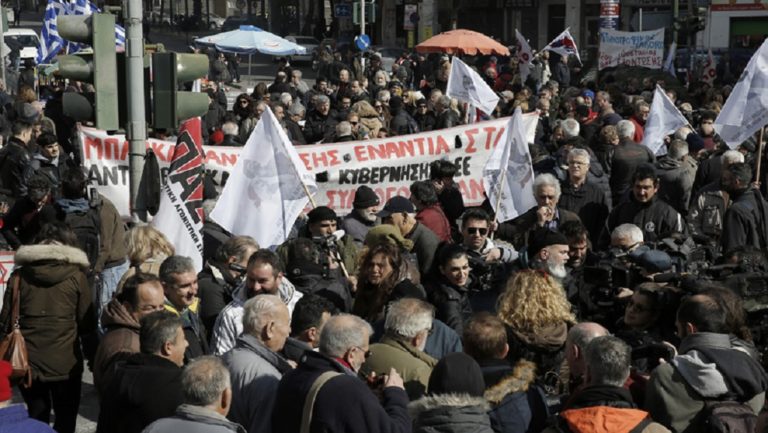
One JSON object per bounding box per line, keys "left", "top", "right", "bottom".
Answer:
{"left": 222, "top": 334, "right": 293, "bottom": 433}
{"left": 409, "top": 394, "right": 494, "bottom": 433}
{"left": 93, "top": 299, "right": 140, "bottom": 393}
{"left": 506, "top": 322, "right": 568, "bottom": 381}
{"left": 0, "top": 244, "right": 93, "bottom": 382}
{"left": 646, "top": 332, "right": 768, "bottom": 433}
{"left": 484, "top": 359, "right": 548, "bottom": 433}
{"left": 656, "top": 156, "right": 698, "bottom": 215}
{"left": 721, "top": 188, "right": 768, "bottom": 254}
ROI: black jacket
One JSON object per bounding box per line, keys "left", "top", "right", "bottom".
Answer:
{"left": 285, "top": 118, "right": 307, "bottom": 145}
{"left": 0, "top": 136, "right": 32, "bottom": 203}
{"left": 496, "top": 206, "right": 581, "bottom": 251}
{"left": 609, "top": 138, "right": 655, "bottom": 205}
{"left": 414, "top": 110, "right": 437, "bottom": 132}
{"left": 428, "top": 278, "right": 473, "bottom": 336}
{"left": 721, "top": 188, "right": 768, "bottom": 254}
{"left": 197, "top": 262, "right": 240, "bottom": 339}
{"left": 600, "top": 195, "right": 684, "bottom": 249}
{"left": 96, "top": 353, "right": 184, "bottom": 433}
{"left": 559, "top": 179, "right": 610, "bottom": 246}
{"left": 303, "top": 109, "right": 338, "bottom": 144}
{"left": 390, "top": 110, "right": 419, "bottom": 136}
{"left": 271, "top": 350, "right": 410, "bottom": 433}
{"left": 202, "top": 221, "right": 232, "bottom": 264}
{"left": 435, "top": 109, "right": 461, "bottom": 130}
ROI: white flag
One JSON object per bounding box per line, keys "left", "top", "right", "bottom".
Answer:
{"left": 663, "top": 42, "right": 677, "bottom": 77}
{"left": 211, "top": 107, "right": 317, "bottom": 248}
{"left": 483, "top": 108, "right": 536, "bottom": 223}
{"left": 542, "top": 28, "right": 581, "bottom": 65}
{"left": 641, "top": 85, "right": 689, "bottom": 156}
{"left": 446, "top": 57, "right": 500, "bottom": 116}
{"left": 151, "top": 118, "right": 205, "bottom": 271}
{"left": 714, "top": 38, "right": 768, "bottom": 149}
{"left": 515, "top": 29, "right": 533, "bottom": 83}
{"left": 702, "top": 49, "right": 717, "bottom": 85}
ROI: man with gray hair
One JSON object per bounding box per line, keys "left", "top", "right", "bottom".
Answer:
{"left": 656, "top": 139, "right": 698, "bottom": 215}
{"left": 564, "top": 322, "right": 609, "bottom": 393}
{"left": 559, "top": 148, "right": 611, "bottom": 245}
{"left": 143, "top": 356, "right": 244, "bottom": 433}
{"left": 285, "top": 101, "right": 307, "bottom": 145}
{"left": 272, "top": 314, "right": 409, "bottom": 433}
{"left": 688, "top": 150, "right": 745, "bottom": 244}
{"left": 610, "top": 223, "right": 644, "bottom": 253}
{"left": 222, "top": 295, "right": 292, "bottom": 433}
{"left": 160, "top": 256, "right": 209, "bottom": 361}
{"left": 497, "top": 173, "right": 581, "bottom": 250}
{"left": 303, "top": 94, "right": 337, "bottom": 143}
{"left": 561, "top": 118, "right": 580, "bottom": 139}
{"left": 220, "top": 121, "right": 241, "bottom": 146}
{"left": 610, "top": 120, "right": 656, "bottom": 205}
{"left": 543, "top": 336, "right": 670, "bottom": 433}
{"left": 361, "top": 298, "right": 437, "bottom": 400}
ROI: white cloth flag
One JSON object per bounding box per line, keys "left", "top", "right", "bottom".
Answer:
{"left": 642, "top": 85, "right": 689, "bottom": 156}
{"left": 211, "top": 106, "right": 317, "bottom": 248}
{"left": 446, "top": 57, "right": 500, "bottom": 116}
{"left": 516, "top": 29, "right": 533, "bottom": 83}
{"left": 151, "top": 118, "right": 205, "bottom": 271}
{"left": 483, "top": 108, "right": 536, "bottom": 223}
{"left": 542, "top": 28, "right": 581, "bottom": 65}
{"left": 714, "top": 38, "right": 768, "bottom": 149}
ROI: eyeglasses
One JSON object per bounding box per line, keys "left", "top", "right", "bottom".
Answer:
{"left": 466, "top": 227, "right": 488, "bottom": 235}
{"left": 352, "top": 346, "right": 372, "bottom": 359}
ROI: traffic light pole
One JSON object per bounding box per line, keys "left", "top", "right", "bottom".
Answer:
{"left": 125, "top": 0, "right": 147, "bottom": 222}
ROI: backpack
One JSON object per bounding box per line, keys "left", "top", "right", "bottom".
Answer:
{"left": 63, "top": 203, "right": 101, "bottom": 272}
{"left": 701, "top": 400, "right": 758, "bottom": 433}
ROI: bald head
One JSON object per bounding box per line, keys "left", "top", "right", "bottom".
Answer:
{"left": 566, "top": 322, "right": 609, "bottom": 379}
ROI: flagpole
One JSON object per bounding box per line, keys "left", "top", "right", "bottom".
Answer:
{"left": 756, "top": 126, "right": 765, "bottom": 185}
{"left": 302, "top": 182, "right": 317, "bottom": 208}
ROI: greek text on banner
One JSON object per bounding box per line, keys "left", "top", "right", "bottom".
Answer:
{"left": 79, "top": 114, "right": 538, "bottom": 218}
{"left": 598, "top": 28, "right": 665, "bottom": 70}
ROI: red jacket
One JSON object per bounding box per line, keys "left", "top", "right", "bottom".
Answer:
{"left": 416, "top": 205, "right": 452, "bottom": 243}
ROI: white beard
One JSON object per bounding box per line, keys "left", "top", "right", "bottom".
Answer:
{"left": 546, "top": 257, "right": 568, "bottom": 280}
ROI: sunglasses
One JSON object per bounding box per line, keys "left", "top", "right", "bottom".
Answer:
{"left": 467, "top": 227, "right": 488, "bottom": 235}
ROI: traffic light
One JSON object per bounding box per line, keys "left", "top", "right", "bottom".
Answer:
{"left": 57, "top": 14, "right": 120, "bottom": 131}
{"left": 152, "top": 52, "right": 209, "bottom": 130}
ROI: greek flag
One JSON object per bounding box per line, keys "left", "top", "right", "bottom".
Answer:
{"left": 38, "top": 0, "right": 126, "bottom": 64}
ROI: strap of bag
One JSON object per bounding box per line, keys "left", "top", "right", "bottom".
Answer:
{"left": 300, "top": 371, "right": 342, "bottom": 433}
{"left": 10, "top": 272, "right": 20, "bottom": 328}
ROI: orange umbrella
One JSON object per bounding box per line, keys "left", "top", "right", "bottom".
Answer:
{"left": 415, "top": 29, "right": 510, "bottom": 56}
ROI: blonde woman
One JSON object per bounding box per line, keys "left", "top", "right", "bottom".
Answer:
{"left": 116, "top": 225, "right": 175, "bottom": 294}
{"left": 497, "top": 270, "right": 575, "bottom": 380}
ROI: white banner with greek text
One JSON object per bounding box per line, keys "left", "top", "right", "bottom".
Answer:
{"left": 598, "top": 28, "right": 665, "bottom": 70}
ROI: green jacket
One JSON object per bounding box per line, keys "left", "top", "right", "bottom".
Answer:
{"left": 362, "top": 335, "right": 437, "bottom": 400}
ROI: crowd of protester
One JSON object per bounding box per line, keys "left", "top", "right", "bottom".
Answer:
{"left": 0, "top": 39, "right": 767, "bottom": 433}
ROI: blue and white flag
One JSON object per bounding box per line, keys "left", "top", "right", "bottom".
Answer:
{"left": 542, "top": 28, "right": 581, "bottom": 65}
{"left": 38, "top": 0, "right": 126, "bottom": 64}
{"left": 663, "top": 42, "right": 677, "bottom": 78}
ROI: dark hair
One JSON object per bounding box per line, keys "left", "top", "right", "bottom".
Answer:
{"left": 36, "top": 132, "right": 58, "bottom": 147}
{"left": 461, "top": 208, "right": 491, "bottom": 227}
{"left": 409, "top": 181, "right": 439, "bottom": 206}
{"left": 437, "top": 243, "right": 468, "bottom": 269}
{"left": 61, "top": 167, "right": 88, "bottom": 199}
{"left": 429, "top": 160, "right": 458, "bottom": 180}
{"left": 699, "top": 110, "right": 717, "bottom": 122}
{"left": 353, "top": 243, "right": 408, "bottom": 321}
{"left": 463, "top": 312, "right": 508, "bottom": 360}
{"left": 677, "top": 294, "right": 729, "bottom": 334}
{"left": 11, "top": 121, "right": 33, "bottom": 135}
{"left": 727, "top": 162, "right": 753, "bottom": 185}
{"left": 291, "top": 293, "right": 337, "bottom": 337}
{"left": 118, "top": 272, "right": 162, "bottom": 311}
{"left": 701, "top": 286, "right": 752, "bottom": 342}
{"left": 632, "top": 163, "right": 658, "bottom": 186}
{"left": 34, "top": 222, "right": 79, "bottom": 247}
{"left": 139, "top": 311, "right": 183, "bottom": 354}
{"left": 27, "top": 174, "right": 51, "bottom": 199}
{"left": 215, "top": 236, "right": 259, "bottom": 264}
{"left": 247, "top": 249, "right": 283, "bottom": 276}
{"left": 560, "top": 220, "right": 589, "bottom": 243}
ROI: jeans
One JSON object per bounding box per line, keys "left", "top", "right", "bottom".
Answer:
{"left": 97, "top": 260, "right": 130, "bottom": 333}
{"left": 20, "top": 373, "right": 83, "bottom": 433}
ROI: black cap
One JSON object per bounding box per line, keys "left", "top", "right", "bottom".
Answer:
{"left": 307, "top": 206, "right": 337, "bottom": 224}
{"left": 528, "top": 228, "right": 569, "bottom": 256}
{"left": 353, "top": 185, "right": 380, "bottom": 209}
{"left": 377, "top": 196, "right": 415, "bottom": 218}
{"left": 428, "top": 352, "right": 485, "bottom": 397}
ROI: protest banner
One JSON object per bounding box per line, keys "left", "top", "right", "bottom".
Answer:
{"left": 80, "top": 113, "right": 539, "bottom": 217}
{"left": 598, "top": 28, "right": 665, "bottom": 70}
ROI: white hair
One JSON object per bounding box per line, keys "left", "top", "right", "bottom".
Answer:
{"left": 674, "top": 126, "right": 692, "bottom": 140}
{"left": 722, "top": 150, "right": 745, "bottom": 166}
{"left": 377, "top": 89, "right": 391, "bottom": 103}
{"left": 533, "top": 173, "right": 561, "bottom": 199}
{"left": 242, "top": 294, "right": 285, "bottom": 336}
{"left": 384, "top": 298, "right": 434, "bottom": 339}
{"left": 279, "top": 92, "right": 293, "bottom": 106}
{"left": 668, "top": 140, "right": 689, "bottom": 160}
{"left": 568, "top": 148, "right": 591, "bottom": 164}
{"left": 221, "top": 121, "right": 239, "bottom": 136}
{"left": 561, "top": 118, "right": 581, "bottom": 139}
{"left": 616, "top": 120, "right": 636, "bottom": 139}
{"left": 319, "top": 314, "right": 373, "bottom": 357}
{"left": 611, "top": 224, "right": 644, "bottom": 245}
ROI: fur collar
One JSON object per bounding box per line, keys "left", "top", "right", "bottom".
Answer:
{"left": 484, "top": 360, "right": 537, "bottom": 404}
{"left": 15, "top": 244, "right": 90, "bottom": 268}
{"left": 408, "top": 393, "right": 490, "bottom": 417}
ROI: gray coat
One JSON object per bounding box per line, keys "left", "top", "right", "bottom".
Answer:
{"left": 142, "top": 405, "right": 246, "bottom": 433}
{"left": 409, "top": 394, "right": 494, "bottom": 433}
{"left": 407, "top": 222, "right": 441, "bottom": 276}
{"left": 222, "top": 334, "right": 293, "bottom": 433}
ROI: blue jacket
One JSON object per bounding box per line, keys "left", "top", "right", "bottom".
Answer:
{"left": 0, "top": 404, "right": 56, "bottom": 433}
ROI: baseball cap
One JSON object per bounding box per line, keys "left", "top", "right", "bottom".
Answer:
{"left": 377, "top": 196, "right": 415, "bottom": 218}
